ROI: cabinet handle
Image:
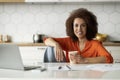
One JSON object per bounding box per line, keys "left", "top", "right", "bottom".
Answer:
{"left": 37, "top": 48, "right": 46, "bottom": 50}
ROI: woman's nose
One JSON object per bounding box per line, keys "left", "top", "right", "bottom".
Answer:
{"left": 78, "top": 26, "right": 82, "bottom": 30}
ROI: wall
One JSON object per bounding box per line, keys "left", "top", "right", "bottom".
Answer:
{"left": 0, "top": 2, "right": 120, "bottom": 42}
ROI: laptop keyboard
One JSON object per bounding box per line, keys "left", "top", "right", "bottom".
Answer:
{"left": 24, "top": 65, "right": 41, "bottom": 70}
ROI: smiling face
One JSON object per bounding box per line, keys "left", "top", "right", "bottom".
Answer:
{"left": 73, "top": 18, "right": 87, "bottom": 39}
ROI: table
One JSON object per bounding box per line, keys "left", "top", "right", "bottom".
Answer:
{"left": 0, "top": 63, "right": 120, "bottom": 80}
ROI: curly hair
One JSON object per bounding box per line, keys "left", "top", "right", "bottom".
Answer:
{"left": 66, "top": 8, "right": 98, "bottom": 41}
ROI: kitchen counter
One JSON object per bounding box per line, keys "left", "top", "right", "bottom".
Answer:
{"left": 103, "top": 42, "right": 120, "bottom": 46}
{"left": 0, "top": 63, "right": 120, "bottom": 79}
{"left": 0, "top": 42, "right": 45, "bottom": 46}
{"left": 0, "top": 41, "right": 120, "bottom": 46}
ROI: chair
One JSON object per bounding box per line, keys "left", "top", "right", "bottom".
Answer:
{"left": 44, "top": 46, "right": 66, "bottom": 62}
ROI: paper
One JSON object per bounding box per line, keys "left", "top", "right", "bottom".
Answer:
{"left": 86, "top": 64, "right": 120, "bottom": 72}
{"left": 38, "top": 64, "right": 120, "bottom": 72}
{"left": 47, "top": 64, "right": 89, "bottom": 71}
{"left": 68, "top": 64, "right": 89, "bottom": 70}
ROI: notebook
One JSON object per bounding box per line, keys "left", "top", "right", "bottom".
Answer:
{"left": 0, "top": 44, "right": 41, "bottom": 70}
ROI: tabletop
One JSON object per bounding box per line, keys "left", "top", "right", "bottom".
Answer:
{"left": 0, "top": 63, "right": 120, "bottom": 80}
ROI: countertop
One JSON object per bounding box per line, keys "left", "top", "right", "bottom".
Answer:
{"left": 103, "top": 42, "right": 120, "bottom": 46}
{"left": 0, "top": 63, "right": 120, "bottom": 79}
{"left": 0, "top": 42, "right": 45, "bottom": 46}
{"left": 0, "top": 42, "right": 120, "bottom": 46}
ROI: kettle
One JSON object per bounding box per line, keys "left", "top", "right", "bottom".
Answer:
{"left": 33, "top": 34, "right": 45, "bottom": 43}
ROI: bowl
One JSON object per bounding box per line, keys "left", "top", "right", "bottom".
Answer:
{"left": 95, "top": 33, "right": 107, "bottom": 42}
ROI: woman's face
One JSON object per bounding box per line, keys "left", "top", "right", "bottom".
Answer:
{"left": 73, "top": 18, "right": 87, "bottom": 39}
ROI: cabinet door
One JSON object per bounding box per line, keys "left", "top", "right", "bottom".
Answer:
{"left": 19, "top": 46, "right": 47, "bottom": 65}
{"left": 105, "top": 46, "right": 120, "bottom": 63}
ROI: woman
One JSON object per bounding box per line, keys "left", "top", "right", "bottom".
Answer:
{"left": 44, "top": 8, "right": 113, "bottom": 64}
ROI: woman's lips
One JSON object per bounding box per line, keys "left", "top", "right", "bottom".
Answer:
{"left": 78, "top": 32, "right": 82, "bottom": 35}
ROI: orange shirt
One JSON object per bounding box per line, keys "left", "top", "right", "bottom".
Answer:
{"left": 53, "top": 37, "right": 113, "bottom": 63}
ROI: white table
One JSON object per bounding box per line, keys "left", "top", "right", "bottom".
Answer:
{"left": 0, "top": 63, "right": 120, "bottom": 80}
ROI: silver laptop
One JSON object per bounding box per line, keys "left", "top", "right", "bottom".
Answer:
{"left": 0, "top": 44, "right": 41, "bottom": 70}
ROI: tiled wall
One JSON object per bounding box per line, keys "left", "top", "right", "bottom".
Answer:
{"left": 0, "top": 2, "right": 120, "bottom": 42}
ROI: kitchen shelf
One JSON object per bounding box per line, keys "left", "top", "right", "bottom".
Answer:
{"left": 1, "top": 42, "right": 120, "bottom": 46}
{"left": 0, "top": 0, "right": 24, "bottom": 2}
{"left": 103, "top": 42, "right": 120, "bottom": 46}
{"left": 0, "top": 42, "right": 46, "bottom": 46}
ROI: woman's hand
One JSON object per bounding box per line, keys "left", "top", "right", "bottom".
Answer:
{"left": 44, "top": 37, "right": 65, "bottom": 62}
{"left": 70, "top": 54, "right": 106, "bottom": 64}
{"left": 70, "top": 54, "right": 88, "bottom": 64}
{"left": 55, "top": 43, "right": 64, "bottom": 62}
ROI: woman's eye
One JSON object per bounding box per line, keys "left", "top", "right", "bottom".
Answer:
{"left": 74, "top": 23, "right": 86, "bottom": 28}
{"left": 81, "top": 24, "right": 86, "bottom": 27}
{"left": 74, "top": 24, "right": 78, "bottom": 27}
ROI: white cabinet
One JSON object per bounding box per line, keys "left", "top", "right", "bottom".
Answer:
{"left": 85, "top": 0, "right": 120, "bottom": 2}
{"left": 0, "top": 0, "right": 119, "bottom": 3}
{"left": 61, "top": 0, "right": 120, "bottom": 2}
{"left": 19, "top": 46, "right": 47, "bottom": 65}
{"left": 105, "top": 46, "right": 120, "bottom": 63}
{"left": 25, "top": 0, "right": 120, "bottom": 3}
{"left": 25, "top": 0, "right": 59, "bottom": 2}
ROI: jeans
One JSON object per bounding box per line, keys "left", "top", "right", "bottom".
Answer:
{"left": 44, "top": 46, "right": 66, "bottom": 62}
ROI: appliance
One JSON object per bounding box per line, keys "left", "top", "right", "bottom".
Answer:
{"left": 33, "top": 34, "right": 45, "bottom": 43}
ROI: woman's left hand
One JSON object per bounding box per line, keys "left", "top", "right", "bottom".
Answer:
{"left": 76, "top": 54, "right": 84, "bottom": 63}
{"left": 70, "top": 54, "right": 88, "bottom": 64}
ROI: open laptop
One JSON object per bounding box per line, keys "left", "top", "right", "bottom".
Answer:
{"left": 0, "top": 44, "right": 41, "bottom": 70}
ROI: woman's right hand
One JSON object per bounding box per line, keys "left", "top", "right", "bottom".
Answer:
{"left": 44, "top": 37, "right": 65, "bottom": 62}
{"left": 54, "top": 43, "right": 64, "bottom": 62}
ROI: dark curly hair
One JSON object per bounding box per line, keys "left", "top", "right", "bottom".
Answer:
{"left": 66, "top": 8, "right": 98, "bottom": 41}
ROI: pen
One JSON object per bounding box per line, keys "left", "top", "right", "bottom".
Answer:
{"left": 40, "top": 68, "right": 47, "bottom": 72}
{"left": 66, "top": 65, "right": 71, "bottom": 70}
{"left": 58, "top": 66, "right": 62, "bottom": 70}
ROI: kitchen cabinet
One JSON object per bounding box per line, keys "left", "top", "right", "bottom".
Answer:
{"left": 61, "top": 0, "right": 120, "bottom": 2}
{"left": 84, "top": 0, "right": 120, "bottom": 2}
{"left": 25, "top": 0, "right": 120, "bottom": 3}
{"left": 0, "top": 0, "right": 119, "bottom": 3}
{"left": 26, "top": 0, "right": 59, "bottom": 2}
{"left": 19, "top": 46, "right": 47, "bottom": 65}
{"left": 25, "top": 0, "right": 84, "bottom": 2}
{"left": 0, "top": 0, "right": 24, "bottom": 2}
{"left": 105, "top": 46, "right": 120, "bottom": 63}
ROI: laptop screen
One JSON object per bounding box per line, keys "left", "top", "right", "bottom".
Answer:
{"left": 0, "top": 44, "right": 24, "bottom": 70}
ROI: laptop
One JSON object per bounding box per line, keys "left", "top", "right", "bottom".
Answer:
{"left": 0, "top": 44, "right": 41, "bottom": 70}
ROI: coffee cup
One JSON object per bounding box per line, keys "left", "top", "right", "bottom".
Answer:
{"left": 68, "top": 51, "right": 78, "bottom": 64}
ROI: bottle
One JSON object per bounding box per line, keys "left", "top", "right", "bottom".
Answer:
{"left": 0, "top": 34, "right": 2, "bottom": 43}
{"left": 2, "top": 35, "right": 10, "bottom": 42}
